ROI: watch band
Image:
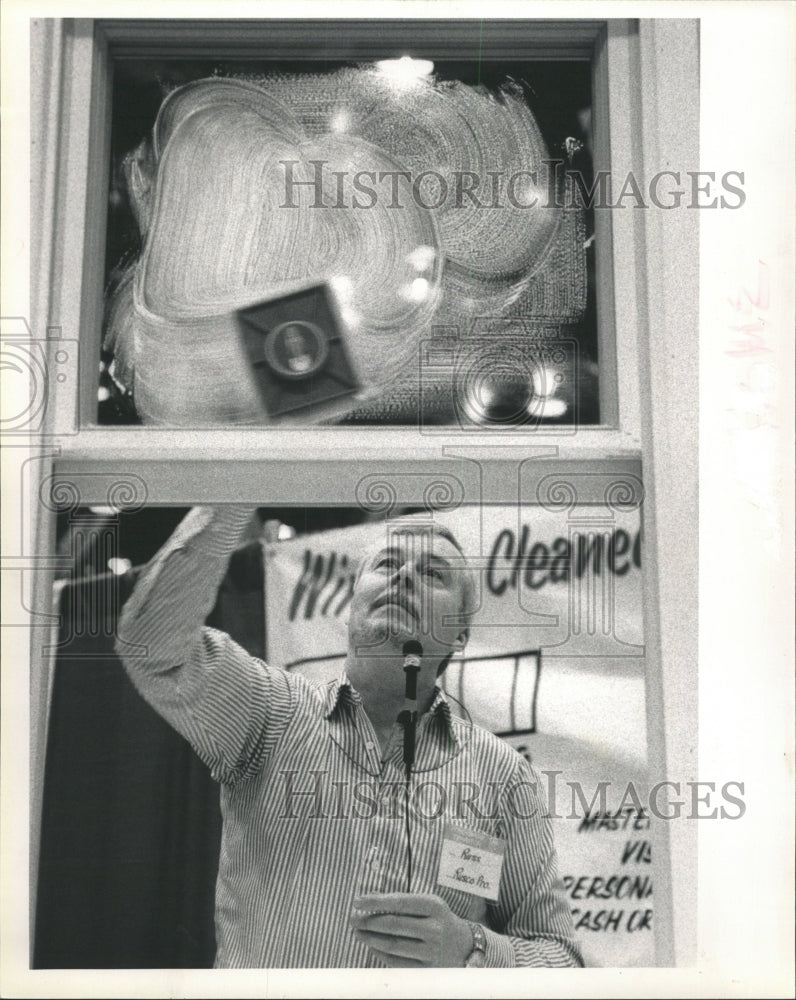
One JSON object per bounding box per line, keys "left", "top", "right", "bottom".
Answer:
{"left": 465, "top": 921, "right": 487, "bottom": 967}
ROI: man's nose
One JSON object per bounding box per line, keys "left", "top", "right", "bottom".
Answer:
{"left": 392, "top": 561, "right": 414, "bottom": 590}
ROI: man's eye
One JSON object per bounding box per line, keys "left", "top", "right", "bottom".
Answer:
{"left": 424, "top": 566, "right": 443, "bottom": 580}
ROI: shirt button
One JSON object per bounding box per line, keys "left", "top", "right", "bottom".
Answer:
{"left": 365, "top": 741, "right": 375, "bottom": 751}
{"left": 369, "top": 858, "right": 381, "bottom": 873}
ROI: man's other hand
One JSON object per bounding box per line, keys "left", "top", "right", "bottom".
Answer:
{"left": 350, "top": 892, "right": 473, "bottom": 967}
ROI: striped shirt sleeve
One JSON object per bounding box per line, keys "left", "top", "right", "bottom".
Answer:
{"left": 484, "top": 754, "right": 583, "bottom": 967}
{"left": 115, "top": 505, "right": 294, "bottom": 784}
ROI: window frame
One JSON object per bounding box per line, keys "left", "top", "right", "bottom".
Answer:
{"left": 41, "top": 17, "right": 640, "bottom": 455}
{"left": 28, "top": 16, "right": 700, "bottom": 972}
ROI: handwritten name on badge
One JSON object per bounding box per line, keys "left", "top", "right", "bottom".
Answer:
{"left": 437, "top": 823, "right": 506, "bottom": 901}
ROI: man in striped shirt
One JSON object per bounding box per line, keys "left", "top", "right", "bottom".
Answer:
{"left": 116, "top": 505, "right": 582, "bottom": 968}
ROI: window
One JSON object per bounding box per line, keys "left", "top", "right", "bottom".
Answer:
{"left": 27, "top": 16, "right": 699, "bottom": 975}
{"left": 42, "top": 18, "right": 640, "bottom": 445}
{"left": 100, "top": 48, "right": 599, "bottom": 427}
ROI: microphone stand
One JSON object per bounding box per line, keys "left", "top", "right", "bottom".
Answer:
{"left": 397, "top": 640, "right": 422, "bottom": 892}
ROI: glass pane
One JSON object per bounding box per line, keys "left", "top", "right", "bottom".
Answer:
{"left": 100, "top": 55, "right": 598, "bottom": 427}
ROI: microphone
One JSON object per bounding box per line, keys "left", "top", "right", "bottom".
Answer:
{"left": 399, "top": 640, "right": 423, "bottom": 779}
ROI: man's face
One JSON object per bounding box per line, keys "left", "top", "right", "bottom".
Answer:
{"left": 347, "top": 528, "right": 469, "bottom": 661}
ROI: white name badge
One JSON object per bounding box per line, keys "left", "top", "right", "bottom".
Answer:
{"left": 436, "top": 823, "right": 506, "bottom": 901}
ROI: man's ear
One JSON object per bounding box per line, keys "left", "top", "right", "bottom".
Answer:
{"left": 451, "top": 626, "right": 469, "bottom": 653}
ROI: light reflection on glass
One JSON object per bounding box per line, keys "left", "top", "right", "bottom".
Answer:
{"left": 529, "top": 396, "right": 567, "bottom": 418}
{"left": 532, "top": 366, "right": 561, "bottom": 399}
{"left": 374, "top": 56, "right": 435, "bottom": 84}
{"left": 406, "top": 277, "right": 430, "bottom": 302}
{"left": 406, "top": 245, "right": 437, "bottom": 271}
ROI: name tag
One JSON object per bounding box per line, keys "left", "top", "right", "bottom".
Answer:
{"left": 436, "top": 823, "right": 505, "bottom": 901}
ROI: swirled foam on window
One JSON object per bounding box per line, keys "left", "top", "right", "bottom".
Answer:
{"left": 105, "top": 70, "right": 586, "bottom": 425}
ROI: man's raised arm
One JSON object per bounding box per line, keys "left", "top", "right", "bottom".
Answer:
{"left": 115, "top": 505, "right": 293, "bottom": 784}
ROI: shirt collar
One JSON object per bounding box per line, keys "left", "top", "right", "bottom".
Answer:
{"left": 322, "top": 671, "right": 461, "bottom": 749}
{"left": 428, "top": 683, "right": 454, "bottom": 726}
{"left": 321, "top": 671, "right": 361, "bottom": 717}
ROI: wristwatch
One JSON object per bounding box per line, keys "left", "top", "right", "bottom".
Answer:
{"left": 465, "top": 921, "right": 487, "bottom": 967}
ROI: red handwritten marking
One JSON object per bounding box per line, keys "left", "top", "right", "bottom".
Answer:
{"left": 726, "top": 259, "right": 770, "bottom": 313}
{"left": 726, "top": 330, "right": 772, "bottom": 358}
{"left": 725, "top": 260, "right": 774, "bottom": 361}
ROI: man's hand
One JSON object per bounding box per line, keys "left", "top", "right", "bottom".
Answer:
{"left": 350, "top": 892, "right": 474, "bottom": 967}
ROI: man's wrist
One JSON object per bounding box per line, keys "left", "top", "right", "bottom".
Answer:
{"left": 172, "top": 505, "right": 257, "bottom": 556}
{"left": 116, "top": 504, "right": 256, "bottom": 665}
{"left": 479, "top": 924, "right": 516, "bottom": 967}
{"left": 464, "top": 921, "right": 487, "bottom": 967}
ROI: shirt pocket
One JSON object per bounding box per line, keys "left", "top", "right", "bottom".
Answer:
{"left": 435, "top": 882, "right": 489, "bottom": 922}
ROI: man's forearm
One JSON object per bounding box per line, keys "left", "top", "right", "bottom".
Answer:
{"left": 114, "top": 505, "right": 295, "bottom": 784}
{"left": 116, "top": 505, "right": 257, "bottom": 672}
